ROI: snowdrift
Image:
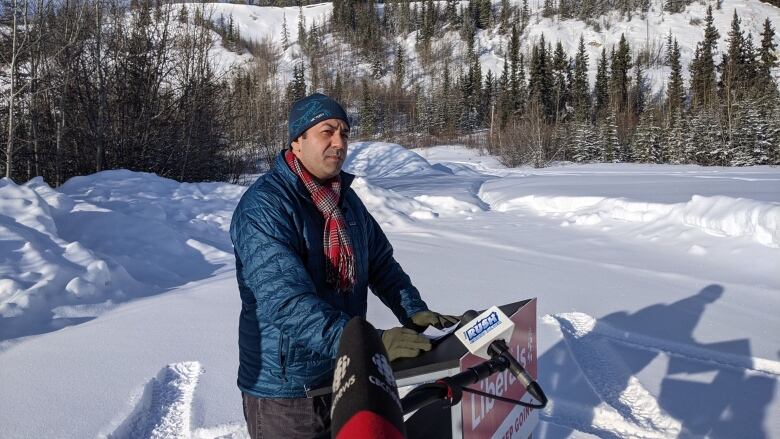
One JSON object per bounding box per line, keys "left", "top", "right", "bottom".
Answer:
{"left": 479, "top": 191, "right": 780, "bottom": 248}
{"left": 0, "top": 172, "right": 244, "bottom": 339}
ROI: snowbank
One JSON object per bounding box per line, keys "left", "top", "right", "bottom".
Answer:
{"left": 344, "top": 141, "right": 443, "bottom": 178}
{"left": 479, "top": 192, "right": 780, "bottom": 248}
{"left": 0, "top": 172, "right": 244, "bottom": 338}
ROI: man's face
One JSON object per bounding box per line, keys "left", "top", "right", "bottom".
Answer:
{"left": 291, "top": 119, "right": 349, "bottom": 181}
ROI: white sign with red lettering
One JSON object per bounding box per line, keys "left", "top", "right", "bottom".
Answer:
{"left": 460, "top": 299, "right": 538, "bottom": 439}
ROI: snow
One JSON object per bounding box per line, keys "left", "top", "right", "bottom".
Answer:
{"left": 1, "top": 142, "right": 779, "bottom": 438}
{"left": 181, "top": 0, "right": 780, "bottom": 96}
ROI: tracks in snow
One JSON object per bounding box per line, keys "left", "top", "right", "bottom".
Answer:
{"left": 111, "top": 361, "right": 203, "bottom": 439}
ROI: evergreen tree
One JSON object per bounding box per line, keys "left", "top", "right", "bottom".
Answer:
{"left": 573, "top": 122, "right": 599, "bottom": 162}
{"left": 446, "top": 0, "right": 458, "bottom": 26}
{"left": 520, "top": 0, "right": 530, "bottom": 32}
{"left": 297, "top": 6, "right": 307, "bottom": 49}
{"left": 666, "top": 116, "right": 689, "bottom": 164}
{"left": 730, "top": 102, "right": 759, "bottom": 166}
{"left": 509, "top": 26, "right": 526, "bottom": 113}
{"left": 571, "top": 36, "right": 590, "bottom": 121}
{"left": 529, "top": 36, "right": 554, "bottom": 119}
{"left": 559, "top": 0, "right": 573, "bottom": 18}
{"left": 499, "top": 0, "right": 511, "bottom": 32}
{"left": 178, "top": 5, "right": 188, "bottom": 24}
{"left": 630, "top": 61, "right": 645, "bottom": 117}
{"left": 483, "top": 69, "right": 496, "bottom": 125}
{"left": 399, "top": 0, "right": 411, "bottom": 34}
{"left": 666, "top": 38, "right": 685, "bottom": 119}
{"left": 543, "top": 0, "right": 556, "bottom": 17}
{"left": 478, "top": 0, "right": 492, "bottom": 29}
{"left": 593, "top": 47, "right": 610, "bottom": 123}
{"left": 359, "top": 79, "right": 379, "bottom": 137}
{"left": 721, "top": 10, "right": 745, "bottom": 99}
{"left": 498, "top": 56, "right": 512, "bottom": 126}
{"left": 551, "top": 41, "right": 570, "bottom": 122}
{"left": 757, "top": 18, "right": 778, "bottom": 94}
{"left": 690, "top": 12, "right": 719, "bottom": 114}
{"left": 281, "top": 13, "right": 290, "bottom": 49}
{"left": 600, "top": 110, "right": 620, "bottom": 162}
{"left": 632, "top": 111, "right": 656, "bottom": 163}
{"left": 394, "top": 43, "right": 406, "bottom": 87}
{"left": 287, "top": 63, "right": 307, "bottom": 102}
{"left": 610, "top": 34, "right": 632, "bottom": 112}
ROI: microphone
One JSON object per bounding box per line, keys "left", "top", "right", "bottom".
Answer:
{"left": 455, "top": 307, "right": 547, "bottom": 406}
{"left": 330, "top": 317, "right": 406, "bottom": 439}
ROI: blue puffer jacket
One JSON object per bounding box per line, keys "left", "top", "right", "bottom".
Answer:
{"left": 230, "top": 151, "right": 429, "bottom": 398}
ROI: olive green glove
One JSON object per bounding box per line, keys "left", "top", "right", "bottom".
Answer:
{"left": 407, "top": 310, "right": 460, "bottom": 332}
{"left": 381, "top": 327, "right": 432, "bottom": 362}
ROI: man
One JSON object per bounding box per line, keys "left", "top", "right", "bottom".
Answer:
{"left": 230, "top": 93, "right": 458, "bottom": 438}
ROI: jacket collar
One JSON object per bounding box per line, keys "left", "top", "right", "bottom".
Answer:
{"left": 273, "top": 150, "right": 356, "bottom": 201}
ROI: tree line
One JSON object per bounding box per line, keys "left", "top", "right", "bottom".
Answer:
{"left": 323, "top": 1, "right": 780, "bottom": 167}
{"left": 2, "top": 0, "right": 779, "bottom": 186}
{"left": 0, "top": 0, "right": 246, "bottom": 184}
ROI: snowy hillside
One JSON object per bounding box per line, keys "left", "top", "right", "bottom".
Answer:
{"left": 185, "top": 0, "right": 780, "bottom": 94}
{"left": 1, "top": 142, "right": 778, "bottom": 438}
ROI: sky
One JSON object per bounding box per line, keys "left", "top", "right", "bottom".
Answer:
{"left": 1, "top": 142, "right": 778, "bottom": 438}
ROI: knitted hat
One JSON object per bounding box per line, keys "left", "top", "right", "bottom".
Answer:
{"left": 288, "top": 93, "right": 350, "bottom": 146}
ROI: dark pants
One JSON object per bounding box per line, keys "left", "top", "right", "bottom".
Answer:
{"left": 242, "top": 392, "right": 331, "bottom": 439}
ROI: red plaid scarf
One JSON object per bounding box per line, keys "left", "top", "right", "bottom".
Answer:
{"left": 285, "top": 150, "right": 355, "bottom": 293}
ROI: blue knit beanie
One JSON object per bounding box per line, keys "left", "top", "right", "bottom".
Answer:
{"left": 288, "top": 93, "right": 350, "bottom": 146}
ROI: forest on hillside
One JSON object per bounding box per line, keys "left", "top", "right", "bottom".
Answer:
{"left": 1, "top": 0, "right": 778, "bottom": 185}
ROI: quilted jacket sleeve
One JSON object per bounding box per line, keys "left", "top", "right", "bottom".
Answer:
{"left": 231, "top": 194, "right": 350, "bottom": 359}
{"left": 365, "top": 210, "right": 429, "bottom": 324}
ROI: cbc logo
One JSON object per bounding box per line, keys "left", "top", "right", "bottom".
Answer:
{"left": 333, "top": 355, "right": 350, "bottom": 391}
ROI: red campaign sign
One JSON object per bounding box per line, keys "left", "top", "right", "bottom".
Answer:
{"left": 460, "top": 299, "right": 538, "bottom": 439}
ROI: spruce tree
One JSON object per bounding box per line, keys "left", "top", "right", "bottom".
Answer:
{"left": 499, "top": 56, "right": 512, "bottom": 127}
{"left": 446, "top": 0, "right": 458, "bottom": 26}
{"left": 631, "top": 61, "right": 645, "bottom": 117}
{"left": 529, "top": 36, "right": 554, "bottom": 119}
{"left": 499, "top": 0, "right": 511, "bottom": 32}
{"left": 297, "top": 6, "right": 307, "bottom": 48}
{"left": 593, "top": 47, "right": 610, "bottom": 123}
{"left": 666, "top": 38, "right": 685, "bottom": 119}
{"left": 600, "top": 110, "right": 620, "bottom": 162}
{"left": 543, "top": 0, "right": 555, "bottom": 18}
{"left": 360, "top": 79, "right": 378, "bottom": 137}
{"left": 520, "top": 0, "right": 530, "bottom": 32}
{"left": 394, "top": 43, "right": 406, "bottom": 87}
{"left": 287, "top": 63, "right": 307, "bottom": 103}
{"left": 666, "top": 117, "right": 689, "bottom": 164}
{"left": 690, "top": 21, "right": 719, "bottom": 113}
{"left": 730, "top": 102, "right": 759, "bottom": 166}
{"left": 281, "top": 13, "right": 290, "bottom": 49}
{"left": 758, "top": 18, "right": 778, "bottom": 94}
{"left": 484, "top": 70, "right": 496, "bottom": 122}
{"left": 721, "top": 10, "right": 745, "bottom": 99}
{"left": 632, "top": 112, "right": 656, "bottom": 163}
{"left": 478, "top": 0, "right": 491, "bottom": 29}
{"left": 571, "top": 36, "right": 590, "bottom": 122}
{"left": 552, "top": 41, "right": 569, "bottom": 122}
{"left": 610, "top": 34, "right": 632, "bottom": 113}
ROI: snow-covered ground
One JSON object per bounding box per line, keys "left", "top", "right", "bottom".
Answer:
{"left": 1, "top": 143, "right": 779, "bottom": 438}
